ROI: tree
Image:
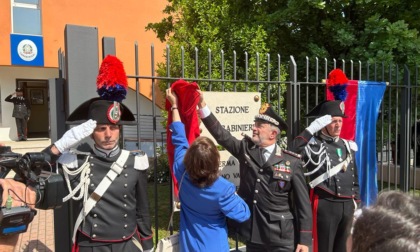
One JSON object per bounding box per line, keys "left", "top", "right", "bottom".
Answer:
{"left": 146, "top": 0, "right": 286, "bottom": 99}
{"left": 148, "top": 0, "right": 420, "bottom": 69}
{"left": 147, "top": 0, "right": 420, "bottom": 145}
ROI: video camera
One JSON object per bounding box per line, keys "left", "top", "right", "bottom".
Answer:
{"left": 0, "top": 146, "right": 66, "bottom": 236}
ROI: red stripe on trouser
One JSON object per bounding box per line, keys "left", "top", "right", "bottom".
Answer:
{"left": 310, "top": 189, "right": 319, "bottom": 252}
{"left": 71, "top": 244, "right": 79, "bottom": 252}
{"left": 72, "top": 234, "right": 79, "bottom": 252}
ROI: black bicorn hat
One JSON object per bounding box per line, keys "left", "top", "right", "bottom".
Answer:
{"left": 254, "top": 103, "right": 288, "bottom": 131}
{"left": 15, "top": 87, "right": 23, "bottom": 92}
{"left": 66, "top": 55, "right": 136, "bottom": 125}
{"left": 66, "top": 97, "right": 136, "bottom": 125}
{"left": 305, "top": 100, "right": 347, "bottom": 118}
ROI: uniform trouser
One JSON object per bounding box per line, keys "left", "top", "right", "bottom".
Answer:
{"left": 315, "top": 198, "right": 354, "bottom": 252}
{"left": 75, "top": 236, "right": 143, "bottom": 252}
{"left": 246, "top": 241, "right": 294, "bottom": 252}
{"left": 15, "top": 117, "right": 27, "bottom": 139}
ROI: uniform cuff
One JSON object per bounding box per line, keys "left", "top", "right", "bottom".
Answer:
{"left": 198, "top": 105, "right": 211, "bottom": 118}
{"left": 141, "top": 237, "right": 154, "bottom": 250}
{"left": 299, "top": 230, "right": 313, "bottom": 246}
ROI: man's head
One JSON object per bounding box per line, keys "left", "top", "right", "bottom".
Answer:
{"left": 67, "top": 99, "right": 135, "bottom": 149}
{"left": 92, "top": 124, "right": 121, "bottom": 150}
{"left": 15, "top": 87, "right": 23, "bottom": 96}
{"left": 306, "top": 100, "right": 347, "bottom": 137}
{"left": 322, "top": 116, "right": 343, "bottom": 137}
{"left": 252, "top": 120, "right": 279, "bottom": 147}
{"left": 55, "top": 55, "right": 134, "bottom": 151}
{"left": 252, "top": 103, "right": 287, "bottom": 147}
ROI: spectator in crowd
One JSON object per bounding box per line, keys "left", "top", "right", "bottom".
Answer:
{"left": 166, "top": 87, "right": 250, "bottom": 252}
{"left": 348, "top": 190, "right": 420, "bottom": 252}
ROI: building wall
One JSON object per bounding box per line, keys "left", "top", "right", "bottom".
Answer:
{"left": 0, "top": 0, "right": 168, "bottom": 141}
{"left": 0, "top": 0, "right": 167, "bottom": 102}
{"left": 0, "top": 66, "right": 57, "bottom": 141}
{"left": 1, "top": 1, "right": 167, "bottom": 68}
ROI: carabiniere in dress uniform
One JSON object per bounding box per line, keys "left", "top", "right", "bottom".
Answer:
{"left": 290, "top": 100, "right": 360, "bottom": 252}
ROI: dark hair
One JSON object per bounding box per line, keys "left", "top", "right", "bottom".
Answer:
{"left": 351, "top": 191, "right": 420, "bottom": 252}
{"left": 183, "top": 136, "right": 220, "bottom": 188}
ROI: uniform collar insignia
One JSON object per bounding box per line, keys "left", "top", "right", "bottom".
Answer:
{"left": 320, "top": 131, "right": 340, "bottom": 142}
{"left": 275, "top": 145, "right": 282, "bottom": 156}
{"left": 93, "top": 145, "right": 120, "bottom": 158}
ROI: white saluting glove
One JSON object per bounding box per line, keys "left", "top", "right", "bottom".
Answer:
{"left": 306, "top": 114, "right": 332, "bottom": 135}
{"left": 54, "top": 119, "right": 97, "bottom": 153}
{"left": 143, "top": 249, "right": 154, "bottom": 252}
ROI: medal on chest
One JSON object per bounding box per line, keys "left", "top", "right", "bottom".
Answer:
{"left": 336, "top": 148, "right": 343, "bottom": 162}
{"left": 272, "top": 161, "right": 291, "bottom": 181}
{"left": 278, "top": 180, "right": 286, "bottom": 189}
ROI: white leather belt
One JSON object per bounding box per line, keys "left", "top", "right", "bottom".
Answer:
{"left": 72, "top": 150, "right": 130, "bottom": 243}
{"left": 309, "top": 155, "right": 351, "bottom": 188}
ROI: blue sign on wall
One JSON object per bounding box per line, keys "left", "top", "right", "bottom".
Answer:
{"left": 10, "top": 34, "right": 44, "bottom": 66}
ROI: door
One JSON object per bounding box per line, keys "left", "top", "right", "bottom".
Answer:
{"left": 17, "top": 80, "right": 49, "bottom": 138}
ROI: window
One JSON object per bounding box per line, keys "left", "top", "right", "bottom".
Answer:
{"left": 12, "top": 0, "right": 42, "bottom": 35}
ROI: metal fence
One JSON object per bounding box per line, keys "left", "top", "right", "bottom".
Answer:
{"left": 128, "top": 44, "right": 420, "bottom": 194}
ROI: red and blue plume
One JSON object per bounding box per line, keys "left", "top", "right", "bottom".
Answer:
{"left": 327, "top": 68, "right": 348, "bottom": 101}
{"left": 96, "top": 55, "right": 128, "bottom": 102}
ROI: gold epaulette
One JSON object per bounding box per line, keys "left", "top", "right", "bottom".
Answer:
{"left": 282, "top": 149, "right": 302, "bottom": 159}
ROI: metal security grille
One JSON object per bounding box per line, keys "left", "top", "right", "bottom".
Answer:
{"left": 128, "top": 44, "right": 419, "bottom": 197}
{"left": 58, "top": 40, "right": 419, "bottom": 250}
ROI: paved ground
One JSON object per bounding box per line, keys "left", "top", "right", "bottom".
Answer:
{"left": 0, "top": 138, "right": 247, "bottom": 252}
{"left": 0, "top": 138, "right": 55, "bottom": 252}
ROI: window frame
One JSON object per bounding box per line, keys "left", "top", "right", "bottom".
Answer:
{"left": 11, "top": 0, "right": 42, "bottom": 35}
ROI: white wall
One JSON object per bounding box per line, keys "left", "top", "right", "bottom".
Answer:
{"left": 0, "top": 66, "right": 58, "bottom": 141}
{"left": 0, "top": 68, "right": 164, "bottom": 142}
{"left": 124, "top": 88, "right": 163, "bottom": 117}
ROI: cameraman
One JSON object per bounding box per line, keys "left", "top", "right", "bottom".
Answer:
{"left": 0, "top": 178, "right": 36, "bottom": 252}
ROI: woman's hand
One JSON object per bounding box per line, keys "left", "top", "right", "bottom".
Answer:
{"left": 166, "top": 88, "right": 178, "bottom": 107}
{"left": 166, "top": 88, "right": 181, "bottom": 122}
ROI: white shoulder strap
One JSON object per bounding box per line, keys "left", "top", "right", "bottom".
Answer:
{"left": 308, "top": 139, "right": 353, "bottom": 188}
{"left": 71, "top": 150, "right": 130, "bottom": 243}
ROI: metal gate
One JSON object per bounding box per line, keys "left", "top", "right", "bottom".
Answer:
{"left": 123, "top": 44, "right": 419, "bottom": 247}
{"left": 128, "top": 44, "right": 419, "bottom": 194}
{"left": 59, "top": 41, "right": 419, "bottom": 249}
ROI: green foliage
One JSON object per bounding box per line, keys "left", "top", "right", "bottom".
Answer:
{"left": 148, "top": 146, "right": 171, "bottom": 183}
{"left": 148, "top": 0, "right": 290, "bottom": 125}
{"left": 147, "top": 0, "right": 420, "bottom": 147}
{"left": 147, "top": 0, "right": 283, "bottom": 82}
{"left": 147, "top": 0, "right": 420, "bottom": 82}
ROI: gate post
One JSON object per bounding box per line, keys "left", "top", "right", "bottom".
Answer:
{"left": 287, "top": 56, "right": 300, "bottom": 143}
{"left": 400, "top": 65, "right": 411, "bottom": 192}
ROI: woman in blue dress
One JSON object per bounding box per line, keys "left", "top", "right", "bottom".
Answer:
{"left": 166, "top": 88, "right": 250, "bottom": 252}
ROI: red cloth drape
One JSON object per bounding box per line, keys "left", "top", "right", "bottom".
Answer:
{"left": 326, "top": 79, "right": 358, "bottom": 141}
{"left": 165, "top": 79, "right": 201, "bottom": 196}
